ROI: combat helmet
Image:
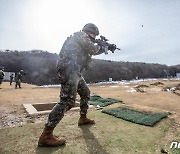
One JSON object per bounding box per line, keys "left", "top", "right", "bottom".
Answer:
{"left": 20, "top": 70, "right": 24, "bottom": 74}
{"left": 82, "top": 23, "right": 99, "bottom": 36}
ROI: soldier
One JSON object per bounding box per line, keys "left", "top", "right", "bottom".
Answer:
{"left": 0, "top": 67, "right": 5, "bottom": 89}
{"left": 15, "top": 70, "right": 25, "bottom": 89}
{"left": 10, "top": 73, "right": 14, "bottom": 85}
{"left": 38, "top": 23, "right": 117, "bottom": 147}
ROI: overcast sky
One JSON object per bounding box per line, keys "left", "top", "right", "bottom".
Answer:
{"left": 0, "top": 0, "right": 180, "bottom": 66}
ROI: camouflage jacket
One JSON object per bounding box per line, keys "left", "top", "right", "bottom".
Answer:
{"left": 15, "top": 72, "right": 23, "bottom": 82}
{"left": 57, "top": 31, "right": 104, "bottom": 72}
{"left": 0, "top": 70, "right": 5, "bottom": 79}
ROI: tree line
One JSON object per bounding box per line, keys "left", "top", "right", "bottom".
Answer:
{"left": 0, "top": 50, "right": 180, "bottom": 85}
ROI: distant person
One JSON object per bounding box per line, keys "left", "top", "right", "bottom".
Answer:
{"left": 0, "top": 67, "right": 5, "bottom": 89}
{"left": 15, "top": 70, "right": 25, "bottom": 89}
{"left": 10, "top": 74, "right": 14, "bottom": 85}
{"left": 38, "top": 23, "right": 117, "bottom": 147}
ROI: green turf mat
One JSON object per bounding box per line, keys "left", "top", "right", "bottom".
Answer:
{"left": 102, "top": 107, "right": 168, "bottom": 126}
{"left": 88, "top": 95, "right": 123, "bottom": 107}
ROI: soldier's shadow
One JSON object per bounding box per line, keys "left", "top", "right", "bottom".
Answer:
{"left": 80, "top": 125, "right": 109, "bottom": 154}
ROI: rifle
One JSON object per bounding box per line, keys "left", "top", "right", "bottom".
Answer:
{"left": 95, "top": 35, "right": 121, "bottom": 54}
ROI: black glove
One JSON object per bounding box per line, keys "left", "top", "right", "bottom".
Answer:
{"left": 108, "top": 44, "right": 116, "bottom": 52}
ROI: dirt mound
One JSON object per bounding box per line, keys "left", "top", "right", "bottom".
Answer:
{"left": 173, "top": 90, "right": 180, "bottom": 96}
{"left": 136, "top": 89, "right": 145, "bottom": 93}
{"left": 150, "top": 82, "right": 164, "bottom": 86}
{"left": 134, "top": 84, "right": 149, "bottom": 93}
{"left": 135, "top": 84, "right": 149, "bottom": 88}
{"left": 174, "top": 84, "right": 180, "bottom": 96}
{"left": 176, "top": 83, "right": 180, "bottom": 90}
{"left": 162, "top": 83, "right": 180, "bottom": 96}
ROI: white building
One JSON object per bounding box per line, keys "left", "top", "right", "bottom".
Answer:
{"left": 176, "top": 73, "right": 180, "bottom": 78}
{"left": 4, "top": 72, "right": 15, "bottom": 81}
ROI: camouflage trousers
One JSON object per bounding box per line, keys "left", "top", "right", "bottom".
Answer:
{"left": 10, "top": 79, "right": 13, "bottom": 85}
{"left": 15, "top": 80, "right": 21, "bottom": 88}
{"left": 45, "top": 68, "right": 90, "bottom": 128}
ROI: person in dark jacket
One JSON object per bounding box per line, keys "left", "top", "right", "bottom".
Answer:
{"left": 0, "top": 67, "right": 5, "bottom": 89}
{"left": 10, "top": 74, "right": 14, "bottom": 85}
{"left": 15, "top": 70, "right": 25, "bottom": 89}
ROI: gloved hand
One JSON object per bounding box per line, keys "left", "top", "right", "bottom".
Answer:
{"left": 108, "top": 44, "right": 117, "bottom": 53}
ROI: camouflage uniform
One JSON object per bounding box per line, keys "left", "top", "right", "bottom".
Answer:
{"left": 0, "top": 69, "right": 5, "bottom": 85}
{"left": 10, "top": 74, "right": 14, "bottom": 85}
{"left": 45, "top": 31, "right": 104, "bottom": 128}
{"left": 15, "top": 72, "right": 23, "bottom": 88}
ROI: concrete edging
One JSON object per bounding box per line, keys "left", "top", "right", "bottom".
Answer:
{"left": 23, "top": 102, "right": 94, "bottom": 116}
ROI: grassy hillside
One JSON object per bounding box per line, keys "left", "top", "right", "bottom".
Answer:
{"left": 1, "top": 50, "right": 180, "bottom": 85}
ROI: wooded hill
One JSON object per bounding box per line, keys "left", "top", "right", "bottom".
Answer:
{"left": 0, "top": 50, "right": 179, "bottom": 85}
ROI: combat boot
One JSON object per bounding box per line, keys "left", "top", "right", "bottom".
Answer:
{"left": 38, "top": 127, "right": 66, "bottom": 147}
{"left": 78, "top": 114, "right": 95, "bottom": 126}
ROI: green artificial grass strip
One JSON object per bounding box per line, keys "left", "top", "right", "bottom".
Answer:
{"left": 88, "top": 95, "right": 123, "bottom": 107}
{"left": 102, "top": 107, "right": 168, "bottom": 126}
